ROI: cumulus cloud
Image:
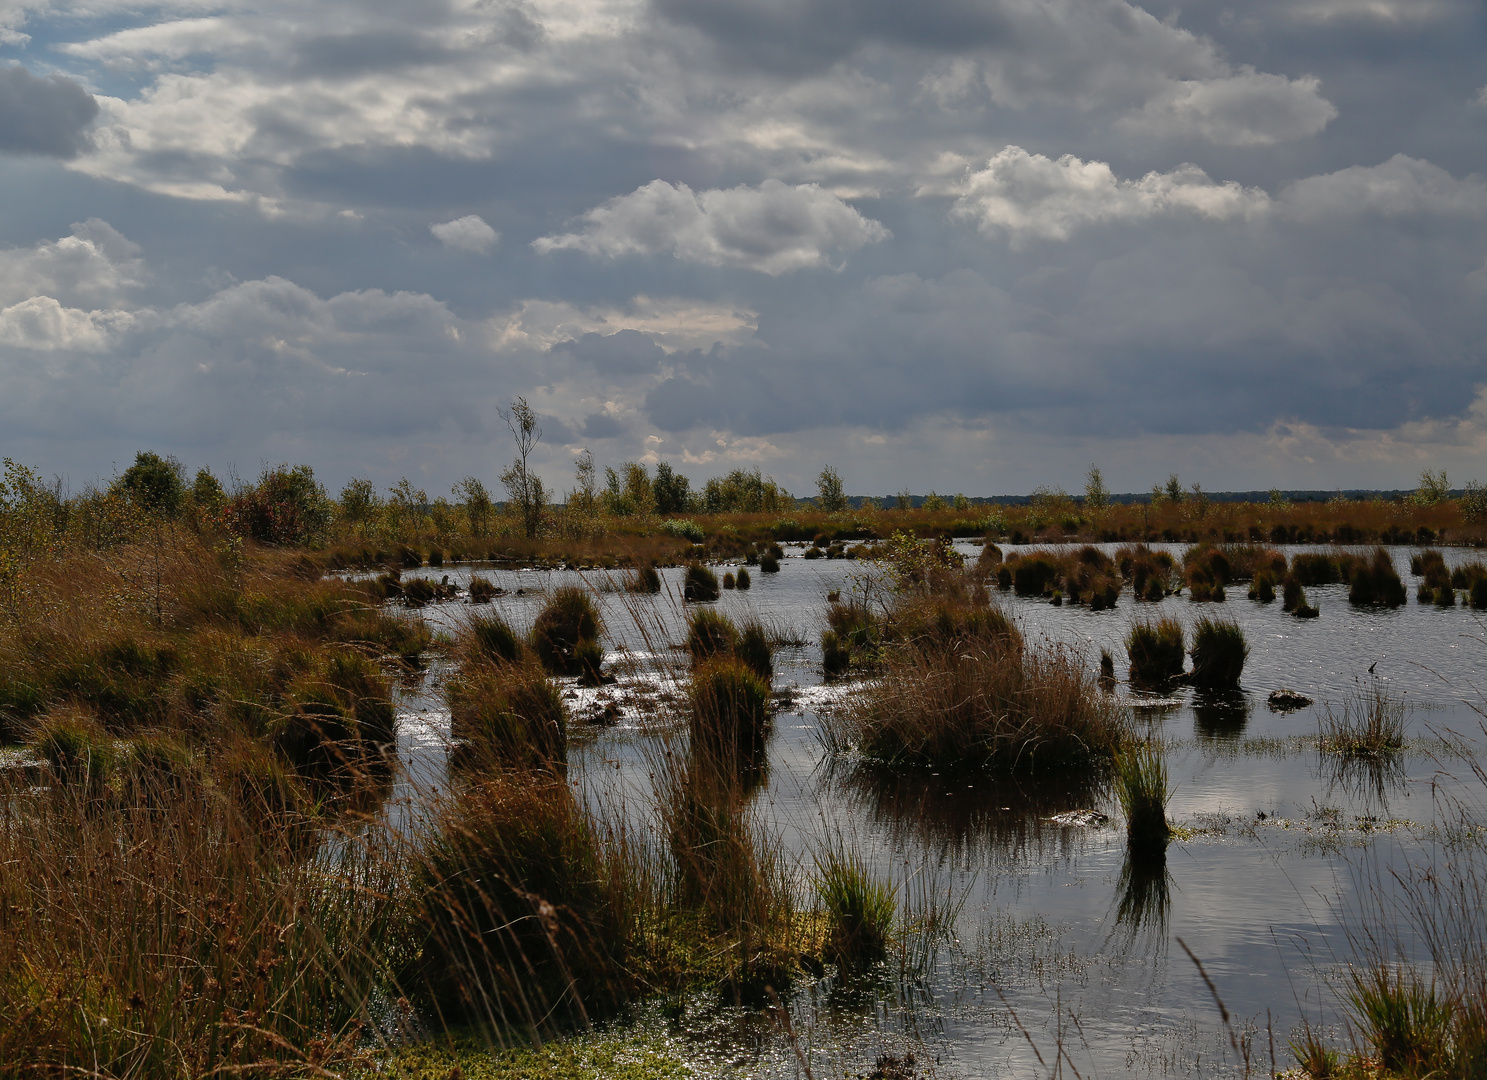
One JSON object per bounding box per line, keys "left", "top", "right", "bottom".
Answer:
{"left": 1117, "top": 68, "right": 1338, "bottom": 146}
{"left": 1280, "top": 154, "right": 1487, "bottom": 220}
{"left": 949, "top": 147, "right": 1268, "bottom": 245}
{"left": 533, "top": 179, "right": 890, "bottom": 273}
{"left": 0, "top": 64, "right": 98, "bottom": 158}
{"left": 0, "top": 220, "right": 145, "bottom": 308}
{"left": 430, "top": 215, "right": 499, "bottom": 253}
{"left": 0, "top": 297, "right": 135, "bottom": 352}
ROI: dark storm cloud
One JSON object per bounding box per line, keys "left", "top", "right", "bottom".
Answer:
{"left": 0, "top": 65, "right": 98, "bottom": 159}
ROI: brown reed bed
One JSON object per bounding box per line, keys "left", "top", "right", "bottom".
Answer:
{"left": 825, "top": 582, "right": 1127, "bottom": 774}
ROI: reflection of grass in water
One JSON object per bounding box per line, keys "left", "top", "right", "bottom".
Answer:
{"left": 1115, "top": 852, "right": 1171, "bottom": 938}
{"left": 1192, "top": 689, "right": 1252, "bottom": 741}
{"left": 822, "top": 758, "right": 1110, "bottom": 861}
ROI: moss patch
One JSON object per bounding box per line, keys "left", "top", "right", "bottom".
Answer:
{"left": 360, "top": 1031, "right": 694, "bottom": 1080}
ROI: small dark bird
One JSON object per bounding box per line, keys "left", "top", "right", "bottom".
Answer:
{"left": 1368, "top": 661, "right": 1377, "bottom": 674}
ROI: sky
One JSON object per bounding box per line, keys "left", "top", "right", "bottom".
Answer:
{"left": 0, "top": 0, "right": 1484, "bottom": 499}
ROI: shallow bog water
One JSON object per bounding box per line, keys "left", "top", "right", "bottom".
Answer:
{"left": 381, "top": 544, "right": 1487, "bottom": 1078}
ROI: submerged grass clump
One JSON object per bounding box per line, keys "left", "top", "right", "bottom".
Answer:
{"left": 683, "top": 563, "right": 720, "bottom": 601}
{"left": 1349, "top": 547, "right": 1408, "bottom": 608}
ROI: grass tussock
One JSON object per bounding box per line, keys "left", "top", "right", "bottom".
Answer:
{"left": 689, "top": 658, "right": 771, "bottom": 768}
{"left": 1349, "top": 547, "right": 1408, "bottom": 608}
{"left": 531, "top": 586, "right": 604, "bottom": 676}
{"left": 1188, "top": 616, "right": 1248, "bottom": 691}
{"left": 1319, "top": 682, "right": 1407, "bottom": 759}
{"left": 682, "top": 563, "right": 720, "bottom": 601}
{"left": 1125, "top": 616, "right": 1185, "bottom": 690}
{"left": 813, "top": 845, "right": 895, "bottom": 968}
{"left": 830, "top": 583, "right": 1127, "bottom": 774}
{"left": 0, "top": 770, "right": 404, "bottom": 1076}
{"left": 448, "top": 659, "right": 568, "bottom": 772}
{"left": 998, "top": 545, "right": 1122, "bottom": 608}
{"left": 1116, "top": 742, "right": 1171, "bottom": 858}
{"left": 412, "top": 774, "right": 631, "bottom": 1030}
{"left": 1116, "top": 544, "right": 1180, "bottom": 602}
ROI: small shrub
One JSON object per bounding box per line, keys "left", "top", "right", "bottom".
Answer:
{"left": 468, "top": 576, "right": 497, "bottom": 603}
{"left": 531, "top": 586, "right": 604, "bottom": 676}
{"left": 735, "top": 567, "right": 752, "bottom": 590}
{"left": 690, "top": 658, "right": 770, "bottom": 767}
{"left": 1116, "top": 743, "right": 1170, "bottom": 858}
{"left": 1188, "top": 617, "right": 1247, "bottom": 690}
{"left": 1125, "top": 618, "right": 1185, "bottom": 689}
{"left": 814, "top": 847, "right": 895, "bottom": 967}
{"left": 683, "top": 563, "right": 721, "bottom": 601}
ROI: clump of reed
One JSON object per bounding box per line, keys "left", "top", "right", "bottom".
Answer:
{"left": 466, "top": 610, "right": 525, "bottom": 666}
{"left": 412, "top": 773, "right": 631, "bottom": 1029}
{"left": 831, "top": 587, "right": 1126, "bottom": 773}
{"left": 531, "top": 585, "right": 604, "bottom": 675}
{"left": 813, "top": 845, "right": 895, "bottom": 968}
{"left": 1282, "top": 575, "right": 1321, "bottom": 618}
{"left": 723, "top": 571, "right": 736, "bottom": 588}
{"left": 1318, "top": 683, "right": 1406, "bottom": 758}
{"left": 30, "top": 706, "right": 120, "bottom": 795}
{"left": 1348, "top": 548, "right": 1407, "bottom": 607}
{"left": 1116, "top": 544, "right": 1179, "bottom": 601}
{"left": 1115, "top": 742, "right": 1171, "bottom": 859}
{"left": 1414, "top": 549, "right": 1457, "bottom": 606}
{"left": 448, "top": 658, "right": 568, "bottom": 771}
{"left": 689, "top": 658, "right": 771, "bottom": 768}
{"left": 1182, "top": 544, "right": 1230, "bottom": 602}
{"left": 686, "top": 609, "right": 773, "bottom": 683}
{"left": 627, "top": 563, "right": 662, "bottom": 593}
{"left": 821, "top": 597, "right": 883, "bottom": 676}
{"left": 735, "top": 567, "right": 752, "bottom": 590}
{"left": 1344, "top": 966, "right": 1462, "bottom": 1078}
{"left": 1188, "top": 616, "right": 1248, "bottom": 690}
{"left": 0, "top": 762, "right": 402, "bottom": 1075}
{"left": 758, "top": 552, "right": 780, "bottom": 573}
{"left": 1125, "top": 616, "right": 1185, "bottom": 689}
{"left": 467, "top": 575, "right": 497, "bottom": 603}
{"left": 1248, "top": 571, "right": 1277, "bottom": 602}
{"left": 999, "top": 546, "right": 1122, "bottom": 609}
{"left": 683, "top": 562, "right": 720, "bottom": 601}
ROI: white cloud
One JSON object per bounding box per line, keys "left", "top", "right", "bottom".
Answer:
{"left": 533, "top": 179, "right": 890, "bottom": 274}
{"left": 430, "top": 215, "right": 499, "bottom": 254}
{"left": 1118, "top": 68, "right": 1338, "bottom": 147}
{"left": 1286, "top": 0, "right": 1450, "bottom": 23}
{"left": 0, "top": 296, "right": 135, "bottom": 351}
{"left": 488, "top": 296, "right": 758, "bottom": 353}
{"left": 1280, "top": 154, "right": 1487, "bottom": 220}
{"left": 949, "top": 146, "right": 1269, "bottom": 245}
{"left": 0, "top": 219, "right": 144, "bottom": 307}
